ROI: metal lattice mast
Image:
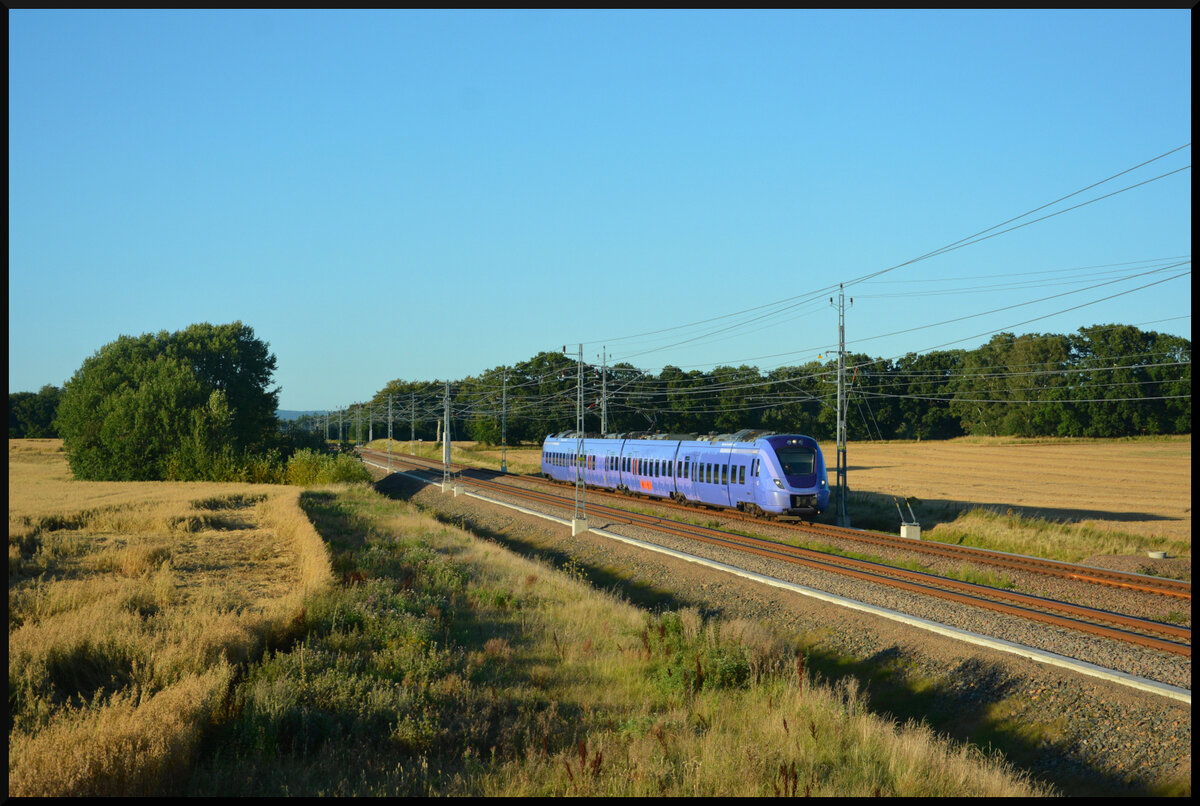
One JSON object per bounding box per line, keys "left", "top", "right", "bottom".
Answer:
{"left": 443, "top": 382, "right": 451, "bottom": 488}
{"left": 410, "top": 393, "right": 415, "bottom": 454}
{"left": 835, "top": 284, "right": 850, "bottom": 527}
{"left": 501, "top": 366, "right": 508, "bottom": 473}
{"left": 574, "top": 344, "right": 586, "bottom": 522}
{"left": 600, "top": 346, "right": 608, "bottom": 435}
{"left": 387, "top": 394, "right": 393, "bottom": 472}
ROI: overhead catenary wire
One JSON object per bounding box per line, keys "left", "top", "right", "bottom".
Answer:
{"left": 574, "top": 145, "right": 1190, "bottom": 364}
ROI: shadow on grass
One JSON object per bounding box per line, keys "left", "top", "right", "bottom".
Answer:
{"left": 828, "top": 488, "right": 1181, "bottom": 536}
{"left": 375, "top": 472, "right": 1179, "bottom": 798}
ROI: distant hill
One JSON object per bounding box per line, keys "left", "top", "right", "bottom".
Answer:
{"left": 277, "top": 410, "right": 322, "bottom": 421}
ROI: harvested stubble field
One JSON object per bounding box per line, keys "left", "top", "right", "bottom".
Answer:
{"left": 843, "top": 436, "right": 1192, "bottom": 545}
{"left": 7, "top": 439, "right": 332, "bottom": 796}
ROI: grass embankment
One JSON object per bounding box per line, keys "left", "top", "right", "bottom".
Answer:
{"left": 8, "top": 442, "right": 332, "bottom": 796}
{"left": 182, "top": 483, "right": 1049, "bottom": 796}
{"left": 367, "top": 436, "right": 1191, "bottom": 570}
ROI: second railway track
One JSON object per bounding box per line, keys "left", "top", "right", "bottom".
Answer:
{"left": 360, "top": 448, "right": 1190, "bottom": 661}
{"left": 360, "top": 448, "right": 1190, "bottom": 601}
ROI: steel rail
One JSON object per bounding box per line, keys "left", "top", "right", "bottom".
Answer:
{"left": 366, "top": 451, "right": 1190, "bottom": 658}
{"left": 361, "top": 448, "right": 1190, "bottom": 601}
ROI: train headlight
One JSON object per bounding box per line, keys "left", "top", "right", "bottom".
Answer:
{"left": 821, "top": 479, "right": 826, "bottom": 487}
{"left": 774, "top": 478, "right": 784, "bottom": 489}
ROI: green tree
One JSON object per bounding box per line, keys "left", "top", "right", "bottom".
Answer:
{"left": 55, "top": 322, "right": 281, "bottom": 480}
{"left": 9, "top": 385, "right": 64, "bottom": 438}
{"left": 761, "top": 362, "right": 828, "bottom": 438}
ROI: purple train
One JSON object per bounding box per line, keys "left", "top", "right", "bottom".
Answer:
{"left": 541, "top": 430, "right": 830, "bottom": 519}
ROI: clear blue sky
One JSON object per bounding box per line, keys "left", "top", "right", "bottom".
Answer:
{"left": 9, "top": 9, "right": 1191, "bottom": 411}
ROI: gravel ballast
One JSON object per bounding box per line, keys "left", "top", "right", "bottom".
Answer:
{"left": 369, "top": 466, "right": 1191, "bottom": 796}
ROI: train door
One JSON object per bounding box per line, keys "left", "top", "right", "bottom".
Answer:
{"left": 677, "top": 452, "right": 696, "bottom": 502}
{"left": 714, "top": 447, "right": 732, "bottom": 507}
{"left": 730, "top": 449, "right": 755, "bottom": 508}
{"left": 628, "top": 450, "right": 643, "bottom": 494}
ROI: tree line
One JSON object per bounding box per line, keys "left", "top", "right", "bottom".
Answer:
{"left": 12, "top": 322, "right": 1189, "bottom": 481}
{"left": 309, "top": 323, "right": 1189, "bottom": 445}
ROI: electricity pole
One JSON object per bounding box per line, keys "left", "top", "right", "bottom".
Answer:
{"left": 834, "top": 285, "right": 852, "bottom": 527}
{"left": 572, "top": 344, "right": 587, "bottom": 535}
{"left": 600, "top": 346, "right": 608, "bottom": 435}
{"left": 442, "top": 382, "right": 451, "bottom": 491}
{"left": 387, "top": 394, "right": 393, "bottom": 472}
{"left": 501, "top": 366, "right": 508, "bottom": 473}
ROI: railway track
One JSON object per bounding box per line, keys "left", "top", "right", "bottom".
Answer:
{"left": 359, "top": 448, "right": 1190, "bottom": 602}
{"left": 360, "top": 449, "right": 1190, "bottom": 659}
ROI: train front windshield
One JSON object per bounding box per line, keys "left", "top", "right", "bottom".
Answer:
{"left": 775, "top": 447, "right": 816, "bottom": 476}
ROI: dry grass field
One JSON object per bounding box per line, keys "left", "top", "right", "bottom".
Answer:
{"left": 7, "top": 439, "right": 333, "bottom": 796}
{"left": 843, "top": 436, "right": 1191, "bottom": 545}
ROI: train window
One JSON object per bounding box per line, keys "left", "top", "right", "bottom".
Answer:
{"left": 739, "top": 465, "right": 746, "bottom": 484}
{"left": 706, "top": 463, "right": 712, "bottom": 484}
{"left": 776, "top": 447, "right": 816, "bottom": 476}
{"left": 721, "top": 465, "right": 727, "bottom": 485}
{"left": 655, "top": 460, "right": 660, "bottom": 477}
{"left": 684, "top": 458, "right": 690, "bottom": 479}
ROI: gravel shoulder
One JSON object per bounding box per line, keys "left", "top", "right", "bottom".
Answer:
{"left": 370, "top": 466, "right": 1191, "bottom": 796}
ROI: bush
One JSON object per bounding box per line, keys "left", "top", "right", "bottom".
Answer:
{"left": 285, "top": 450, "right": 371, "bottom": 486}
